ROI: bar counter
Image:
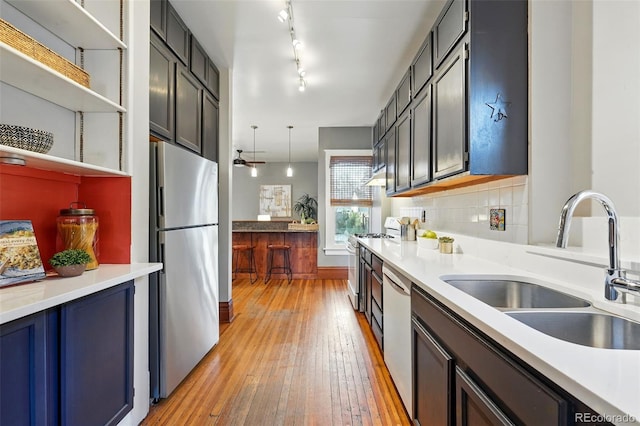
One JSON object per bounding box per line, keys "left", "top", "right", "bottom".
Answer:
{"left": 232, "top": 221, "right": 318, "bottom": 280}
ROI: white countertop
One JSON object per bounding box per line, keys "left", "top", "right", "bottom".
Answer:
{"left": 0, "top": 263, "right": 162, "bottom": 324}
{"left": 358, "top": 237, "right": 640, "bottom": 425}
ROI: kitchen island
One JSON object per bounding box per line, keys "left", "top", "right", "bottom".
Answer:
{"left": 357, "top": 235, "right": 640, "bottom": 425}
{"left": 232, "top": 221, "right": 317, "bottom": 280}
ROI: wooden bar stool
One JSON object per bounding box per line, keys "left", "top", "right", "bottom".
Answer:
{"left": 232, "top": 244, "right": 258, "bottom": 284}
{"left": 264, "top": 244, "right": 292, "bottom": 284}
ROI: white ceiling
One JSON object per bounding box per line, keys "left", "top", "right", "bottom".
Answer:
{"left": 170, "top": 0, "right": 445, "bottom": 163}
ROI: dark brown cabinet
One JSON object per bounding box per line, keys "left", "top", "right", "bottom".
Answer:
{"left": 412, "top": 317, "right": 453, "bottom": 426}
{"left": 396, "top": 69, "right": 412, "bottom": 115}
{"left": 433, "top": 42, "right": 467, "bottom": 179}
{"left": 377, "top": 112, "right": 386, "bottom": 143}
{"left": 166, "top": 1, "right": 189, "bottom": 65}
{"left": 411, "top": 285, "right": 586, "bottom": 426}
{"left": 373, "top": 139, "right": 386, "bottom": 172}
{"left": 411, "top": 86, "right": 432, "bottom": 187}
{"left": 202, "top": 91, "right": 219, "bottom": 162}
{"left": 385, "top": 94, "right": 397, "bottom": 133}
{"left": 395, "top": 109, "right": 411, "bottom": 192}
{"left": 412, "top": 32, "right": 433, "bottom": 99}
{"left": 434, "top": 0, "right": 467, "bottom": 68}
{"left": 372, "top": 0, "right": 527, "bottom": 197}
{"left": 190, "top": 35, "right": 208, "bottom": 86}
{"left": 385, "top": 127, "right": 396, "bottom": 196}
{"left": 150, "top": 0, "right": 166, "bottom": 39}
{"left": 150, "top": 32, "right": 175, "bottom": 140}
{"left": 207, "top": 61, "right": 220, "bottom": 100}
{"left": 455, "top": 367, "right": 513, "bottom": 426}
{"left": 175, "top": 64, "right": 202, "bottom": 154}
{"left": 359, "top": 247, "right": 383, "bottom": 351}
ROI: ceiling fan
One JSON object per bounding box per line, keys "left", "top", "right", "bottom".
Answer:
{"left": 233, "top": 149, "right": 265, "bottom": 167}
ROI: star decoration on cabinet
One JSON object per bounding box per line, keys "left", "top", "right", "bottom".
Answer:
{"left": 486, "top": 94, "right": 511, "bottom": 122}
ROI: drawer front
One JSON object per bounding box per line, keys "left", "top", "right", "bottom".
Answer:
{"left": 360, "top": 246, "right": 372, "bottom": 265}
{"left": 372, "top": 298, "right": 383, "bottom": 330}
{"left": 371, "top": 272, "right": 383, "bottom": 309}
{"left": 372, "top": 254, "right": 383, "bottom": 278}
{"left": 371, "top": 314, "right": 383, "bottom": 351}
{"left": 411, "top": 286, "right": 568, "bottom": 425}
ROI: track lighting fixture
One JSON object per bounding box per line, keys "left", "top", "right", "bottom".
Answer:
{"left": 279, "top": 0, "right": 308, "bottom": 92}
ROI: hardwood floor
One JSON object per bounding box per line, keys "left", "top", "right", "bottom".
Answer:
{"left": 142, "top": 278, "right": 411, "bottom": 425}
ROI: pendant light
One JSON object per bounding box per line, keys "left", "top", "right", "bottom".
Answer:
{"left": 286, "top": 125, "right": 293, "bottom": 177}
{"left": 251, "top": 125, "right": 258, "bottom": 177}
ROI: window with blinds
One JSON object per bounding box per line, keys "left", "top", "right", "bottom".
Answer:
{"left": 329, "top": 156, "right": 373, "bottom": 207}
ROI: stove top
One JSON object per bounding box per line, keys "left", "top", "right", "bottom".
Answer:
{"left": 353, "top": 233, "right": 394, "bottom": 239}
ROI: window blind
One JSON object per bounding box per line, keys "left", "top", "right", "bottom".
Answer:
{"left": 329, "top": 156, "right": 373, "bottom": 207}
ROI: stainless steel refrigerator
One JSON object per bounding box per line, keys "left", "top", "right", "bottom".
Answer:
{"left": 149, "top": 141, "right": 219, "bottom": 400}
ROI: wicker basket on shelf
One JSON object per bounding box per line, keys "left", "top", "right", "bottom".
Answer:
{"left": 287, "top": 223, "right": 319, "bottom": 231}
{"left": 0, "top": 18, "right": 90, "bottom": 88}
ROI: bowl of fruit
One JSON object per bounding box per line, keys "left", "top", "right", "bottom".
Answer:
{"left": 417, "top": 230, "right": 439, "bottom": 249}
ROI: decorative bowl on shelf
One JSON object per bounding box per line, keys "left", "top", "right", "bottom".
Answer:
{"left": 0, "top": 124, "right": 54, "bottom": 154}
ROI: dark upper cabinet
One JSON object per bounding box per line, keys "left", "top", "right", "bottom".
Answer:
{"left": 150, "top": 0, "right": 166, "bottom": 39}
{"left": 433, "top": 41, "right": 467, "bottom": 179}
{"left": 377, "top": 111, "right": 386, "bottom": 142}
{"left": 385, "top": 127, "right": 396, "bottom": 196}
{"left": 202, "top": 91, "right": 219, "bottom": 162}
{"left": 150, "top": 32, "right": 175, "bottom": 140}
{"left": 60, "top": 281, "right": 134, "bottom": 426}
{"left": 434, "top": 0, "right": 467, "bottom": 68}
{"left": 412, "top": 317, "right": 453, "bottom": 426}
{"left": 395, "top": 109, "right": 411, "bottom": 193}
{"left": 455, "top": 367, "right": 514, "bottom": 426}
{"left": 207, "top": 60, "right": 220, "bottom": 100}
{"left": 176, "top": 64, "right": 203, "bottom": 153}
{"left": 0, "top": 310, "right": 57, "bottom": 426}
{"left": 385, "top": 94, "right": 397, "bottom": 133}
{"left": 411, "top": 85, "right": 432, "bottom": 187}
{"left": 396, "top": 69, "right": 412, "bottom": 115}
{"left": 373, "top": 139, "right": 386, "bottom": 172}
{"left": 467, "top": 0, "right": 528, "bottom": 175}
{"left": 190, "top": 35, "right": 208, "bottom": 87}
{"left": 166, "top": 2, "right": 189, "bottom": 65}
{"left": 412, "top": 32, "right": 433, "bottom": 99}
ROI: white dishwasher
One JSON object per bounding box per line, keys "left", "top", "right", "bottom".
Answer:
{"left": 382, "top": 265, "right": 412, "bottom": 415}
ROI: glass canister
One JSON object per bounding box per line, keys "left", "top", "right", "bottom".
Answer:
{"left": 56, "top": 202, "right": 99, "bottom": 270}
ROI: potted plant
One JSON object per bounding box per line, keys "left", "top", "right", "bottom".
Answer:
{"left": 293, "top": 193, "right": 318, "bottom": 224}
{"left": 438, "top": 236, "right": 455, "bottom": 254}
{"left": 49, "top": 249, "right": 92, "bottom": 277}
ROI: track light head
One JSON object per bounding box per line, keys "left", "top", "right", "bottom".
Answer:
{"left": 277, "top": 9, "right": 288, "bottom": 22}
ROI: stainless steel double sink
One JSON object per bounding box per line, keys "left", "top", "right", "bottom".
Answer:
{"left": 441, "top": 277, "right": 640, "bottom": 350}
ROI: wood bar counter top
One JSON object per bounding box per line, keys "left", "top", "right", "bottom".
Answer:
{"left": 232, "top": 221, "right": 318, "bottom": 280}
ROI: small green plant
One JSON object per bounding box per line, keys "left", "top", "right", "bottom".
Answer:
{"left": 293, "top": 193, "right": 318, "bottom": 223}
{"left": 438, "top": 236, "right": 454, "bottom": 243}
{"left": 49, "top": 249, "right": 91, "bottom": 267}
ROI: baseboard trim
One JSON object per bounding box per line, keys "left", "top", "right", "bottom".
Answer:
{"left": 317, "top": 266, "right": 348, "bottom": 279}
{"left": 219, "top": 299, "right": 235, "bottom": 323}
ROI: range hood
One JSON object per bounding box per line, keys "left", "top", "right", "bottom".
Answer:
{"left": 364, "top": 168, "right": 386, "bottom": 186}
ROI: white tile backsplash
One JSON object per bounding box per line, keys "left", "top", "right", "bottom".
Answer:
{"left": 398, "top": 176, "right": 530, "bottom": 245}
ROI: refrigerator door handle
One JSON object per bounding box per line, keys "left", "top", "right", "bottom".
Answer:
{"left": 158, "top": 186, "right": 165, "bottom": 221}
{"left": 160, "top": 241, "right": 166, "bottom": 273}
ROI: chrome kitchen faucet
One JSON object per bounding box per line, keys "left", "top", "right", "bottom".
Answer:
{"left": 556, "top": 190, "right": 640, "bottom": 303}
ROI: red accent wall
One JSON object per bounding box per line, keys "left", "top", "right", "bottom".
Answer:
{"left": 0, "top": 165, "right": 131, "bottom": 268}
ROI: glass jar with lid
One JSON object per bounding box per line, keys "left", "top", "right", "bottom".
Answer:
{"left": 56, "top": 202, "right": 99, "bottom": 270}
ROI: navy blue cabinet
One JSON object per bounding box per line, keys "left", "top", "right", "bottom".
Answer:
{"left": 60, "top": 281, "right": 134, "bottom": 426}
{"left": 0, "top": 280, "right": 134, "bottom": 426}
{"left": 0, "top": 310, "right": 58, "bottom": 426}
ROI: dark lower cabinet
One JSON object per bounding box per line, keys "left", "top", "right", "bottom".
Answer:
{"left": 411, "top": 285, "right": 612, "bottom": 426}
{"left": 61, "top": 281, "right": 134, "bottom": 426}
{"left": 0, "top": 310, "right": 57, "bottom": 426}
{"left": 455, "top": 367, "right": 513, "bottom": 426}
{"left": 412, "top": 317, "right": 453, "bottom": 426}
{"left": 0, "top": 281, "right": 134, "bottom": 426}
